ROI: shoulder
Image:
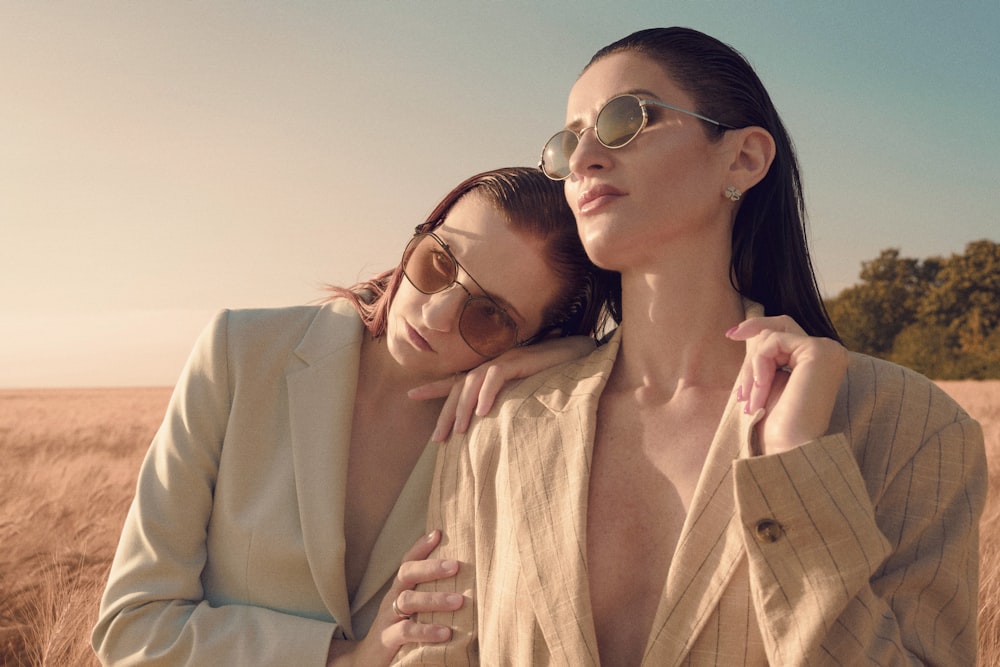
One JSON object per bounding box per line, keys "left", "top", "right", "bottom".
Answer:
{"left": 194, "top": 300, "right": 362, "bottom": 377}
{"left": 495, "top": 331, "right": 621, "bottom": 419}
{"left": 833, "top": 352, "right": 985, "bottom": 485}
{"left": 840, "top": 352, "right": 974, "bottom": 429}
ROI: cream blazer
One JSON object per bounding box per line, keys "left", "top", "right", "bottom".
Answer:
{"left": 93, "top": 302, "right": 436, "bottom": 666}
{"left": 397, "top": 324, "right": 987, "bottom": 665}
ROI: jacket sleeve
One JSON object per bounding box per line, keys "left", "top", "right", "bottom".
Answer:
{"left": 734, "top": 396, "right": 986, "bottom": 665}
{"left": 394, "top": 426, "right": 482, "bottom": 666}
{"left": 91, "top": 310, "right": 338, "bottom": 666}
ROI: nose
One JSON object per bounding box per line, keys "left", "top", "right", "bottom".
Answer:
{"left": 422, "top": 283, "right": 467, "bottom": 333}
{"left": 567, "top": 126, "right": 610, "bottom": 178}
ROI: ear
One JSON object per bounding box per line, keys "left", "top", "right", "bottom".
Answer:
{"left": 726, "top": 126, "right": 775, "bottom": 191}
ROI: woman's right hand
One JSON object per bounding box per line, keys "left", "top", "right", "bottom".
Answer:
{"left": 326, "top": 530, "right": 462, "bottom": 667}
{"left": 409, "top": 335, "right": 597, "bottom": 442}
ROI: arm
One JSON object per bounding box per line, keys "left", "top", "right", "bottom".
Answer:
{"left": 408, "top": 335, "right": 596, "bottom": 442}
{"left": 735, "top": 415, "right": 985, "bottom": 665}
{"left": 728, "top": 316, "right": 986, "bottom": 663}
{"left": 92, "top": 311, "right": 340, "bottom": 665}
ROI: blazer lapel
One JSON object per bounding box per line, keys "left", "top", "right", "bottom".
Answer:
{"left": 287, "top": 301, "right": 362, "bottom": 637}
{"left": 507, "top": 335, "right": 621, "bottom": 665}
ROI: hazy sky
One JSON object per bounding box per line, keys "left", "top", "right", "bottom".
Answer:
{"left": 2, "top": 2, "right": 997, "bottom": 388}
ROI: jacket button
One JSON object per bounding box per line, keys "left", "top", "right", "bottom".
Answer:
{"left": 754, "top": 519, "right": 783, "bottom": 543}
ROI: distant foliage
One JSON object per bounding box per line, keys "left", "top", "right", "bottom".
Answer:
{"left": 826, "top": 240, "right": 1000, "bottom": 379}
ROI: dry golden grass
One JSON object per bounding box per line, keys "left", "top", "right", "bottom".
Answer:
{"left": 0, "top": 388, "right": 170, "bottom": 666}
{"left": 0, "top": 383, "right": 997, "bottom": 665}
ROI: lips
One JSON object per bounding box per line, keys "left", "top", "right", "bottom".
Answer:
{"left": 405, "top": 322, "right": 434, "bottom": 352}
{"left": 577, "top": 183, "right": 625, "bottom": 214}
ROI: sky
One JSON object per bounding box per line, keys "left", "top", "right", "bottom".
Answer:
{"left": 2, "top": 1, "right": 997, "bottom": 388}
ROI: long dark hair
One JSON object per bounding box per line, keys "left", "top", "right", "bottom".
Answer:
{"left": 588, "top": 27, "right": 839, "bottom": 340}
{"left": 326, "top": 167, "right": 617, "bottom": 341}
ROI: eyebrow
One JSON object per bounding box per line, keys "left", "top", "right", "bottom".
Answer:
{"left": 437, "top": 234, "right": 527, "bottom": 326}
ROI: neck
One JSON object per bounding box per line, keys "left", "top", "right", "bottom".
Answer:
{"left": 612, "top": 243, "right": 747, "bottom": 398}
{"left": 358, "top": 334, "right": 445, "bottom": 403}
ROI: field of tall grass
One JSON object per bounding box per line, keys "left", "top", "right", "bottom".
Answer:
{"left": 0, "top": 383, "right": 997, "bottom": 665}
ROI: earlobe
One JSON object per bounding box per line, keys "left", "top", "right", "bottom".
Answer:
{"left": 729, "top": 126, "right": 775, "bottom": 191}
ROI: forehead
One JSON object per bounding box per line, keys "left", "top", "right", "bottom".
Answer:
{"left": 436, "top": 194, "right": 561, "bottom": 330}
{"left": 566, "top": 52, "right": 689, "bottom": 125}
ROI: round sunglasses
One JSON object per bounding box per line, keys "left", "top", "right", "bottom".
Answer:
{"left": 538, "top": 93, "right": 735, "bottom": 180}
{"left": 401, "top": 231, "right": 522, "bottom": 358}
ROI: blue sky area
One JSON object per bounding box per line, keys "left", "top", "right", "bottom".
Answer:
{"left": 2, "top": 2, "right": 997, "bottom": 387}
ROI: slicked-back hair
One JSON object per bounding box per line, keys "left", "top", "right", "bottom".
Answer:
{"left": 588, "top": 27, "right": 839, "bottom": 340}
{"left": 325, "top": 167, "right": 618, "bottom": 344}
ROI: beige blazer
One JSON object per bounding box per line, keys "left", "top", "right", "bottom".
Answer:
{"left": 93, "top": 302, "right": 436, "bottom": 666}
{"left": 397, "top": 324, "right": 986, "bottom": 665}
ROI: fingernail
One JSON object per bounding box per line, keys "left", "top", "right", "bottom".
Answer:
{"left": 744, "top": 401, "right": 751, "bottom": 415}
{"left": 753, "top": 376, "right": 761, "bottom": 387}
{"left": 736, "top": 386, "right": 744, "bottom": 402}
{"left": 427, "top": 530, "right": 439, "bottom": 541}
{"left": 434, "top": 627, "right": 452, "bottom": 641}
{"left": 725, "top": 326, "right": 738, "bottom": 338}
{"left": 446, "top": 593, "right": 463, "bottom": 605}
{"left": 441, "top": 559, "right": 458, "bottom": 573}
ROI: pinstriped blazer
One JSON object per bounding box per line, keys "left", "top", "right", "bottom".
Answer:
{"left": 395, "top": 323, "right": 987, "bottom": 665}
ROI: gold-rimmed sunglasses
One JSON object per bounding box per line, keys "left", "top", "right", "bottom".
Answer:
{"left": 539, "top": 93, "right": 735, "bottom": 180}
{"left": 401, "top": 228, "right": 522, "bottom": 358}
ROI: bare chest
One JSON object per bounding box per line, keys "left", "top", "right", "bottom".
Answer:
{"left": 586, "top": 392, "right": 723, "bottom": 665}
{"left": 342, "top": 402, "right": 437, "bottom": 599}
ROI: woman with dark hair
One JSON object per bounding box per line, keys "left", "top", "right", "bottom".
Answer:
{"left": 92, "top": 166, "right": 614, "bottom": 666}
{"left": 399, "top": 28, "right": 986, "bottom": 666}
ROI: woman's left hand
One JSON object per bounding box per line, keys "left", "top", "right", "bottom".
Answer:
{"left": 727, "top": 316, "right": 848, "bottom": 456}
{"left": 408, "top": 336, "right": 597, "bottom": 442}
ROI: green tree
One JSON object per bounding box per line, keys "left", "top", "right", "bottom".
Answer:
{"left": 917, "top": 239, "right": 1000, "bottom": 358}
{"left": 827, "top": 249, "right": 939, "bottom": 357}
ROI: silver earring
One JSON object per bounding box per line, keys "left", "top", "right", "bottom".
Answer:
{"left": 725, "top": 186, "right": 743, "bottom": 202}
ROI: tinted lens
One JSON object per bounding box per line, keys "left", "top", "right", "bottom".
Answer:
{"left": 596, "top": 95, "right": 645, "bottom": 147}
{"left": 540, "top": 130, "right": 578, "bottom": 180}
{"left": 459, "top": 297, "right": 518, "bottom": 358}
{"left": 402, "top": 234, "right": 456, "bottom": 294}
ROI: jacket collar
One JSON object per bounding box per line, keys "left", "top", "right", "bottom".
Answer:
{"left": 285, "top": 300, "right": 434, "bottom": 639}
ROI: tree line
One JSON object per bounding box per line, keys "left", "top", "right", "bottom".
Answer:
{"left": 824, "top": 239, "right": 1000, "bottom": 380}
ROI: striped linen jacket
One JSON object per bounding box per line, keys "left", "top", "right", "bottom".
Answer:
{"left": 395, "top": 323, "right": 986, "bottom": 665}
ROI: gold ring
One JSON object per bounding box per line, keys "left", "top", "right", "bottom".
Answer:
{"left": 392, "top": 596, "right": 411, "bottom": 620}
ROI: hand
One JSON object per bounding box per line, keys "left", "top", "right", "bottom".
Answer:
{"left": 326, "top": 530, "right": 462, "bottom": 667}
{"left": 727, "top": 315, "right": 848, "bottom": 456}
{"left": 408, "top": 335, "right": 597, "bottom": 442}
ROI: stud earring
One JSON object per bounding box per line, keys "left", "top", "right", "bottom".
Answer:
{"left": 724, "top": 186, "right": 743, "bottom": 202}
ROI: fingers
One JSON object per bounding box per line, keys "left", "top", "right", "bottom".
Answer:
{"left": 430, "top": 385, "right": 463, "bottom": 442}
{"left": 728, "top": 317, "right": 802, "bottom": 413}
{"left": 391, "top": 589, "right": 464, "bottom": 619}
{"left": 382, "top": 617, "right": 453, "bottom": 647}
{"left": 367, "top": 531, "right": 462, "bottom": 654}
{"left": 399, "top": 529, "right": 443, "bottom": 564}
